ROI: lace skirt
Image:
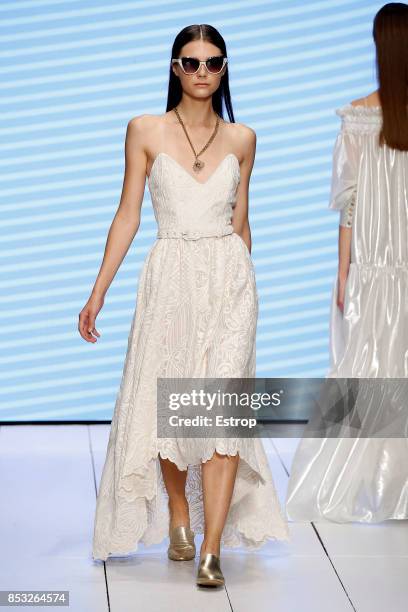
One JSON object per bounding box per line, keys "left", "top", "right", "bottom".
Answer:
{"left": 92, "top": 234, "right": 290, "bottom": 560}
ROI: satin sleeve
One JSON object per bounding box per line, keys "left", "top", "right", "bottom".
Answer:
{"left": 328, "top": 127, "right": 359, "bottom": 228}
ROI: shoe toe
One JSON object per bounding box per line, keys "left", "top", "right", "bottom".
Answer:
{"left": 196, "top": 553, "right": 224, "bottom": 587}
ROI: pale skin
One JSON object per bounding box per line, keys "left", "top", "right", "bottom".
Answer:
{"left": 78, "top": 39, "right": 256, "bottom": 558}
{"left": 336, "top": 89, "right": 381, "bottom": 313}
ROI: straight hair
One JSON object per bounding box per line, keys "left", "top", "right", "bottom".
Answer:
{"left": 373, "top": 3, "right": 408, "bottom": 150}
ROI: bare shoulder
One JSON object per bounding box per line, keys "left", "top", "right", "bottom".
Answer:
{"left": 126, "top": 114, "right": 167, "bottom": 158}
{"left": 350, "top": 90, "right": 380, "bottom": 108}
{"left": 350, "top": 96, "right": 365, "bottom": 107}
{"left": 227, "top": 121, "right": 256, "bottom": 146}
{"left": 223, "top": 121, "right": 256, "bottom": 164}
{"left": 128, "top": 113, "right": 164, "bottom": 133}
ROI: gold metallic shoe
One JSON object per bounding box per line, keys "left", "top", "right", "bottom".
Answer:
{"left": 196, "top": 553, "right": 225, "bottom": 587}
{"left": 167, "top": 525, "right": 196, "bottom": 561}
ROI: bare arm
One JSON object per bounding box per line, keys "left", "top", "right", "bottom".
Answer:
{"left": 78, "top": 116, "right": 148, "bottom": 342}
{"left": 336, "top": 225, "right": 352, "bottom": 312}
{"left": 231, "top": 125, "right": 256, "bottom": 254}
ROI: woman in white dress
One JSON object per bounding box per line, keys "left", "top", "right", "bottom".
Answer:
{"left": 285, "top": 3, "right": 408, "bottom": 523}
{"left": 78, "top": 24, "right": 289, "bottom": 586}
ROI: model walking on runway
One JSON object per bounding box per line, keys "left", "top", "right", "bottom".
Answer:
{"left": 79, "top": 24, "right": 289, "bottom": 586}
{"left": 286, "top": 3, "right": 408, "bottom": 524}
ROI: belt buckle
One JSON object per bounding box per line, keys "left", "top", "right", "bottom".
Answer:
{"left": 182, "top": 230, "right": 199, "bottom": 240}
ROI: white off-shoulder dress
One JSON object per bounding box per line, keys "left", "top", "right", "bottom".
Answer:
{"left": 285, "top": 102, "right": 408, "bottom": 523}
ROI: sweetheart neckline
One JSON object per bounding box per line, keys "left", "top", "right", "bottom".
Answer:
{"left": 148, "top": 152, "right": 240, "bottom": 186}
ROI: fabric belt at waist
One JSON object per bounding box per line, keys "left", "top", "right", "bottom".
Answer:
{"left": 156, "top": 226, "right": 234, "bottom": 240}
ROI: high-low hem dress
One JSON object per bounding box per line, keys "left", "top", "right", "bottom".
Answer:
{"left": 92, "top": 151, "right": 290, "bottom": 561}
{"left": 285, "top": 103, "right": 408, "bottom": 524}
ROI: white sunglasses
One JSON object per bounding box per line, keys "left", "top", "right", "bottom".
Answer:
{"left": 171, "top": 56, "right": 228, "bottom": 75}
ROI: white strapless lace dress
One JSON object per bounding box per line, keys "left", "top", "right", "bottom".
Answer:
{"left": 92, "top": 151, "right": 290, "bottom": 560}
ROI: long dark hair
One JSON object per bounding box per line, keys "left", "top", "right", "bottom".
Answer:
{"left": 165, "top": 24, "right": 235, "bottom": 123}
{"left": 373, "top": 3, "right": 408, "bottom": 150}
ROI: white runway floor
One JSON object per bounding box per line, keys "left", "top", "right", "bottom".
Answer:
{"left": 0, "top": 424, "right": 407, "bottom": 612}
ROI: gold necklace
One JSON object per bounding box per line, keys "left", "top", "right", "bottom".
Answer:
{"left": 173, "top": 106, "right": 220, "bottom": 173}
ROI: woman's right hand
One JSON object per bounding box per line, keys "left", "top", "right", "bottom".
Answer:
{"left": 78, "top": 293, "right": 104, "bottom": 343}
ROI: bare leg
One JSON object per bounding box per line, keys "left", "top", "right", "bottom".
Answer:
{"left": 200, "top": 451, "right": 240, "bottom": 557}
{"left": 158, "top": 455, "right": 190, "bottom": 530}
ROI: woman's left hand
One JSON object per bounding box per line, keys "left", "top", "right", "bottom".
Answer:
{"left": 336, "top": 273, "right": 348, "bottom": 313}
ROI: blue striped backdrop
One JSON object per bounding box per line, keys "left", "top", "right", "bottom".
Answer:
{"left": 0, "top": 0, "right": 381, "bottom": 420}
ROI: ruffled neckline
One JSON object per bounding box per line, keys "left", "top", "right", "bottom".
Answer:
{"left": 335, "top": 103, "right": 383, "bottom": 121}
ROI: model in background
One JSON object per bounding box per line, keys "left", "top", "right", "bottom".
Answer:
{"left": 79, "top": 24, "right": 289, "bottom": 586}
{"left": 286, "top": 3, "right": 408, "bottom": 523}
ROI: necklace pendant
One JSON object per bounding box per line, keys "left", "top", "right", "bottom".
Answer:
{"left": 193, "top": 158, "right": 205, "bottom": 173}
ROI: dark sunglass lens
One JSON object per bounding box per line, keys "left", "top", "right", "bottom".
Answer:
{"left": 207, "top": 56, "right": 224, "bottom": 73}
{"left": 181, "top": 57, "right": 200, "bottom": 73}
